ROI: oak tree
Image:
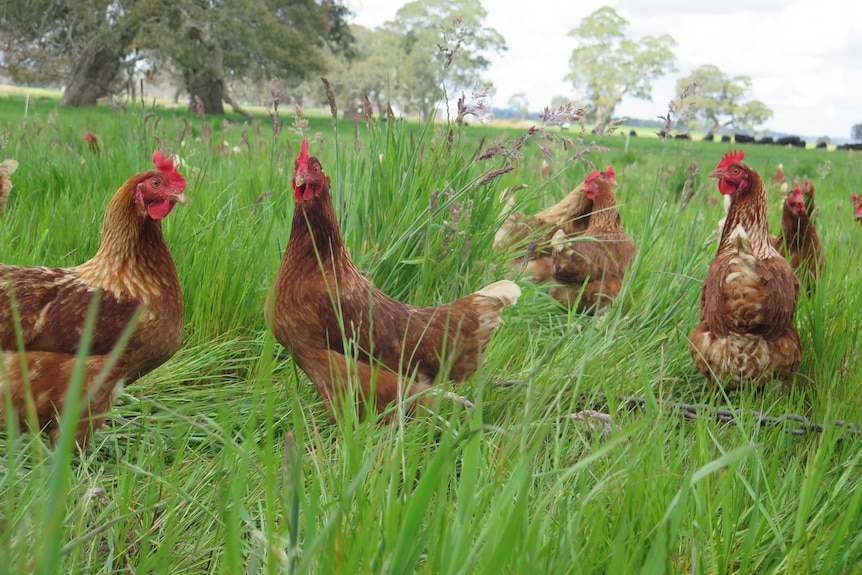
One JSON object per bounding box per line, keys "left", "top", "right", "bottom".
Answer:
{"left": 0, "top": 0, "right": 352, "bottom": 115}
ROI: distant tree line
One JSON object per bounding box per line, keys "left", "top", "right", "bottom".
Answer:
{"left": 0, "top": 0, "right": 781, "bottom": 134}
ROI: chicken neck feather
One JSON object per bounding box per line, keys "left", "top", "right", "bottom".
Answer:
{"left": 76, "top": 173, "right": 180, "bottom": 301}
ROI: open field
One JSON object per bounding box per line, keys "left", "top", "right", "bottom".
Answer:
{"left": 1, "top": 88, "right": 862, "bottom": 574}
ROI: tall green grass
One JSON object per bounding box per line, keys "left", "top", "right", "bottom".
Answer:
{"left": 1, "top": 88, "right": 862, "bottom": 574}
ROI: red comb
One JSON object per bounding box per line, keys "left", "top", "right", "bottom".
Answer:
{"left": 584, "top": 170, "right": 602, "bottom": 185}
{"left": 789, "top": 183, "right": 803, "bottom": 198}
{"left": 602, "top": 166, "right": 616, "bottom": 184}
{"left": 717, "top": 149, "right": 745, "bottom": 170}
{"left": 297, "top": 139, "right": 310, "bottom": 165}
{"left": 152, "top": 150, "right": 186, "bottom": 192}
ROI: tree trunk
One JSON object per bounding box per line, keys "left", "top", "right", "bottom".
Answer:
{"left": 592, "top": 106, "right": 611, "bottom": 134}
{"left": 704, "top": 117, "right": 721, "bottom": 138}
{"left": 59, "top": 38, "right": 123, "bottom": 106}
{"left": 183, "top": 68, "right": 225, "bottom": 115}
{"left": 180, "top": 18, "right": 228, "bottom": 116}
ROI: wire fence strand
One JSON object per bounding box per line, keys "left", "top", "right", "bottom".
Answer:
{"left": 577, "top": 392, "right": 861, "bottom": 436}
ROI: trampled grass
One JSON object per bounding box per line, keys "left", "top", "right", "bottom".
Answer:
{"left": 1, "top": 87, "right": 862, "bottom": 574}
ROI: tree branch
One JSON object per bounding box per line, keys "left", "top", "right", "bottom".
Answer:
{"left": 222, "top": 89, "right": 254, "bottom": 122}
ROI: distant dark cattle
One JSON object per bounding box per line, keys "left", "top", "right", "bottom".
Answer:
{"left": 674, "top": 132, "right": 692, "bottom": 140}
{"left": 816, "top": 141, "right": 828, "bottom": 149}
{"left": 702, "top": 133, "right": 714, "bottom": 141}
{"left": 721, "top": 135, "right": 731, "bottom": 143}
{"left": 629, "top": 130, "right": 637, "bottom": 137}
{"left": 758, "top": 136, "right": 774, "bottom": 144}
{"left": 838, "top": 143, "right": 862, "bottom": 151}
{"left": 734, "top": 134, "right": 756, "bottom": 144}
{"left": 776, "top": 136, "right": 806, "bottom": 148}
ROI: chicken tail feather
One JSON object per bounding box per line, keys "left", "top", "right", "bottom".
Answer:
{"left": 474, "top": 280, "right": 521, "bottom": 307}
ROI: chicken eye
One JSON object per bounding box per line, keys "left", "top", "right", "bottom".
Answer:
{"left": 151, "top": 178, "right": 161, "bottom": 187}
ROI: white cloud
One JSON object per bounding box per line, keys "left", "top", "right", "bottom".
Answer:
{"left": 345, "top": 0, "right": 400, "bottom": 27}
{"left": 615, "top": 0, "right": 790, "bottom": 17}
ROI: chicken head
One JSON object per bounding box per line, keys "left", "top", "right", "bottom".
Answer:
{"left": 583, "top": 166, "right": 616, "bottom": 200}
{"left": 710, "top": 149, "right": 749, "bottom": 195}
{"left": 785, "top": 183, "right": 805, "bottom": 213}
{"left": 292, "top": 140, "right": 328, "bottom": 202}
{"left": 135, "top": 150, "right": 188, "bottom": 220}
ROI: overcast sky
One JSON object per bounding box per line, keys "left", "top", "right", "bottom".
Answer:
{"left": 344, "top": 0, "right": 861, "bottom": 139}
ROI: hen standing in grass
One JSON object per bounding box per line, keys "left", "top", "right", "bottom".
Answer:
{"left": 690, "top": 150, "right": 801, "bottom": 389}
{"left": 548, "top": 167, "right": 636, "bottom": 313}
{"left": 0, "top": 159, "right": 19, "bottom": 213}
{"left": 771, "top": 163, "right": 788, "bottom": 189}
{"left": 772, "top": 183, "right": 823, "bottom": 294}
{"left": 0, "top": 150, "right": 187, "bottom": 443}
{"left": 267, "top": 140, "right": 520, "bottom": 417}
{"left": 852, "top": 193, "right": 862, "bottom": 225}
{"left": 84, "top": 131, "right": 102, "bottom": 157}
{"left": 493, "top": 173, "right": 597, "bottom": 283}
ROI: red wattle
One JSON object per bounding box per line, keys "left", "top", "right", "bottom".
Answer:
{"left": 718, "top": 179, "right": 735, "bottom": 195}
{"left": 147, "top": 199, "right": 174, "bottom": 219}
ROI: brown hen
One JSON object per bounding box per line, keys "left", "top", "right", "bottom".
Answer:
{"left": 548, "top": 168, "right": 636, "bottom": 313}
{"left": 0, "top": 159, "right": 18, "bottom": 213}
{"left": 493, "top": 172, "right": 599, "bottom": 283}
{"left": 852, "top": 193, "right": 862, "bottom": 225}
{"left": 267, "top": 140, "right": 520, "bottom": 418}
{"left": 690, "top": 150, "right": 801, "bottom": 389}
{"left": 1, "top": 150, "right": 187, "bottom": 443}
{"left": 772, "top": 183, "right": 823, "bottom": 294}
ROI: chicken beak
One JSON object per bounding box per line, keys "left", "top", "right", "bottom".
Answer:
{"left": 171, "top": 191, "right": 188, "bottom": 205}
{"left": 294, "top": 173, "right": 306, "bottom": 187}
{"left": 708, "top": 168, "right": 722, "bottom": 179}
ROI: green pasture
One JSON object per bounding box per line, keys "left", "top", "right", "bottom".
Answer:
{"left": 1, "top": 88, "right": 861, "bottom": 574}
